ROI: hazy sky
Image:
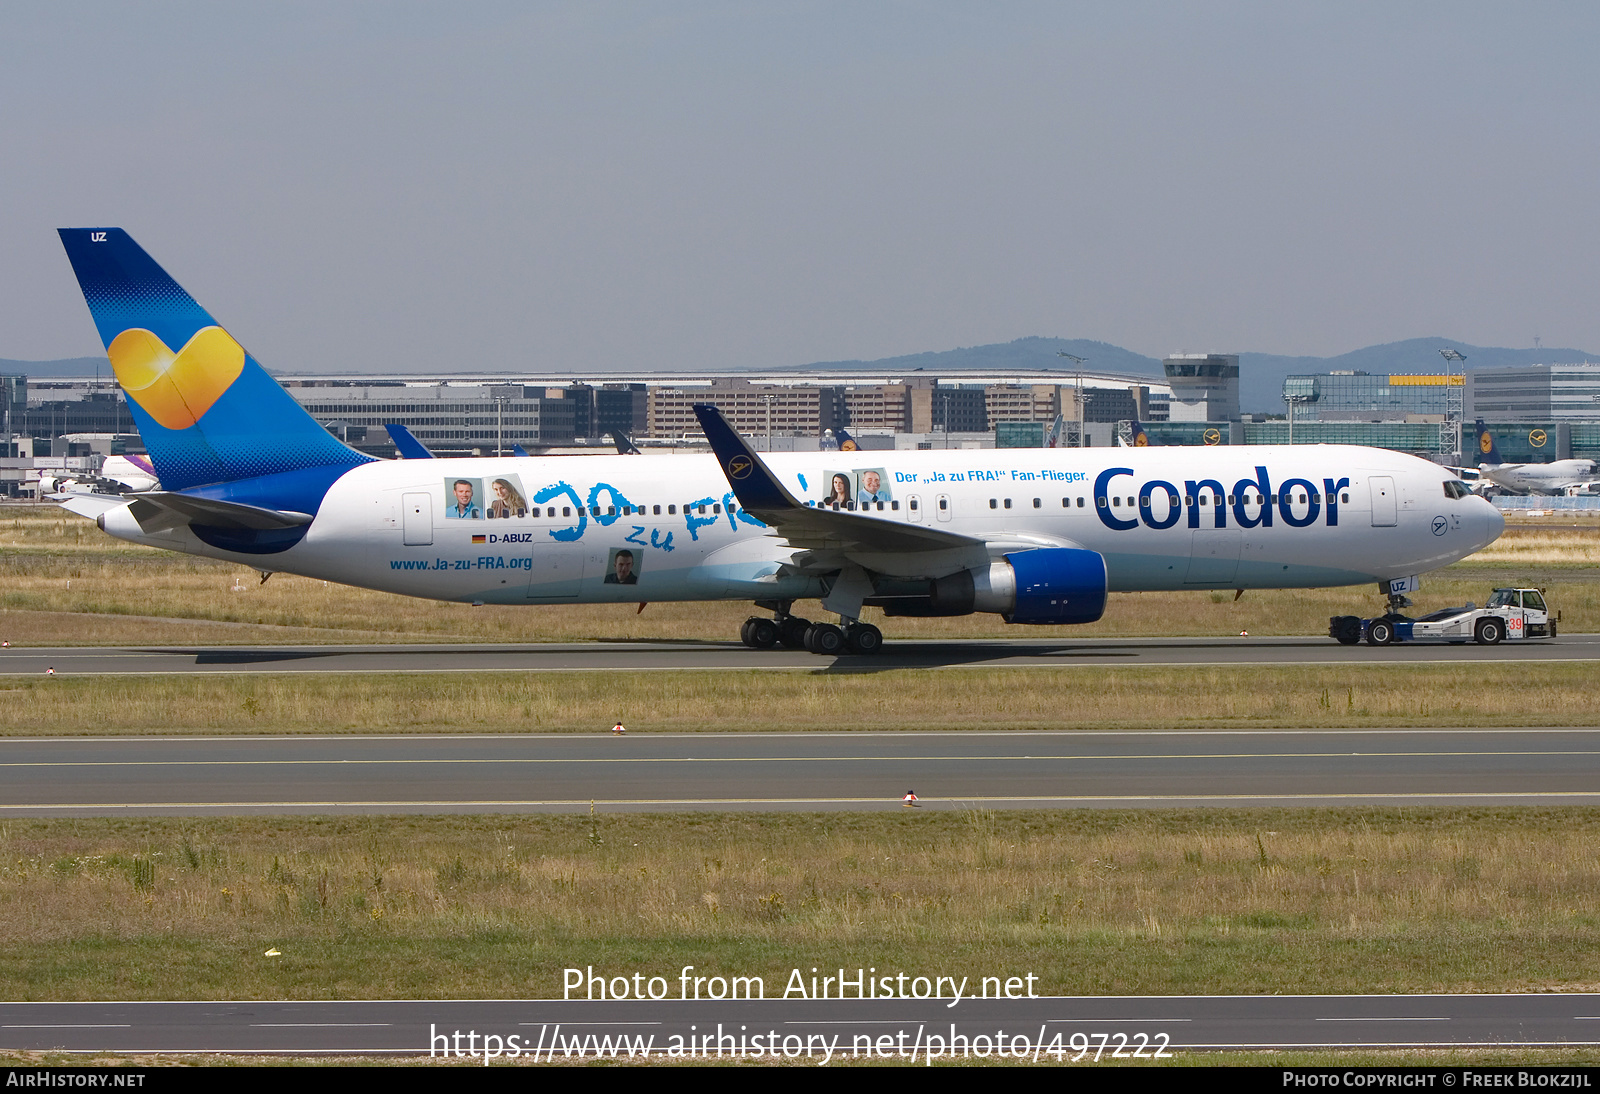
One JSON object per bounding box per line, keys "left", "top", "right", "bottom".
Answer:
{"left": 3, "top": 2, "right": 1597, "bottom": 371}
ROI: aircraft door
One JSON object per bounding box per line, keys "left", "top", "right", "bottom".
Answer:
{"left": 1369, "top": 477, "right": 1397, "bottom": 526}
{"left": 908, "top": 494, "right": 924, "bottom": 522}
{"left": 402, "top": 492, "right": 433, "bottom": 546}
{"left": 526, "top": 544, "right": 587, "bottom": 601}
{"left": 936, "top": 493, "right": 952, "bottom": 522}
{"left": 1184, "top": 530, "right": 1240, "bottom": 584}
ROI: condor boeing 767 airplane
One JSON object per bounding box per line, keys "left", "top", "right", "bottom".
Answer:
{"left": 53, "top": 229, "right": 1503, "bottom": 654}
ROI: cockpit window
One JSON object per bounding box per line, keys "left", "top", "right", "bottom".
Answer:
{"left": 1443, "top": 480, "right": 1474, "bottom": 500}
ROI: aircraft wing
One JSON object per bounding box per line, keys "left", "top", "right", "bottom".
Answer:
{"left": 694, "top": 403, "right": 985, "bottom": 557}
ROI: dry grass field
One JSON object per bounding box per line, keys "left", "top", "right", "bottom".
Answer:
{"left": 1, "top": 505, "right": 1596, "bottom": 645}
{"left": 4, "top": 809, "right": 1600, "bottom": 1001}
{"left": 3, "top": 663, "right": 1600, "bottom": 736}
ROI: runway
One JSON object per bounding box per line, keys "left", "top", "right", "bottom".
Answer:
{"left": 3, "top": 994, "right": 1599, "bottom": 1055}
{"left": 3, "top": 633, "right": 1598, "bottom": 675}
{"left": 5, "top": 729, "right": 1600, "bottom": 815}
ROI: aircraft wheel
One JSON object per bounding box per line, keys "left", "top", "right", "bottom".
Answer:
{"left": 1475, "top": 618, "right": 1503, "bottom": 645}
{"left": 739, "top": 618, "right": 759, "bottom": 648}
{"left": 845, "top": 623, "right": 883, "bottom": 654}
{"left": 748, "top": 618, "right": 779, "bottom": 649}
{"left": 805, "top": 623, "right": 845, "bottom": 656}
{"left": 778, "top": 617, "right": 812, "bottom": 649}
{"left": 1365, "top": 619, "right": 1394, "bottom": 646}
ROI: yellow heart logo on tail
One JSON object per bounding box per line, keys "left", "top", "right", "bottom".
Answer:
{"left": 107, "top": 326, "right": 246, "bottom": 430}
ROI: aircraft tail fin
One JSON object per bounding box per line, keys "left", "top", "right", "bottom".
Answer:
{"left": 385, "top": 423, "right": 435, "bottom": 459}
{"left": 57, "top": 228, "right": 372, "bottom": 493}
{"left": 1128, "top": 420, "right": 1151, "bottom": 446}
{"left": 837, "top": 427, "right": 859, "bottom": 452}
{"left": 1474, "top": 419, "right": 1504, "bottom": 466}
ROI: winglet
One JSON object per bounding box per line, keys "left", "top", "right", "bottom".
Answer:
{"left": 385, "top": 423, "right": 435, "bottom": 459}
{"left": 693, "top": 404, "right": 804, "bottom": 511}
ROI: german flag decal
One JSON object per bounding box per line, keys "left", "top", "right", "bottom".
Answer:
{"left": 472, "top": 535, "right": 487, "bottom": 544}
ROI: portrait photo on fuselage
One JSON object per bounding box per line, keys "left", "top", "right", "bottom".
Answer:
{"left": 821, "top": 470, "right": 851, "bottom": 508}
{"left": 856, "top": 467, "right": 892, "bottom": 505}
{"left": 486, "top": 474, "right": 529, "bottom": 519}
{"left": 445, "top": 477, "right": 484, "bottom": 520}
{"left": 604, "top": 547, "right": 640, "bottom": 585}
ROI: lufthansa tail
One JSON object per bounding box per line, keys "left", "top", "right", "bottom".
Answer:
{"left": 1474, "top": 420, "right": 1504, "bottom": 467}
{"left": 57, "top": 229, "right": 372, "bottom": 495}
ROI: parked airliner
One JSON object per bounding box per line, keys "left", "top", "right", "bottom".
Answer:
{"left": 1466, "top": 421, "right": 1600, "bottom": 496}
{"left": 53, "top": 229, "right": 1504, "bottom": 654}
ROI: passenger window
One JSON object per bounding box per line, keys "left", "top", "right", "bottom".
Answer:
{"left": 939, "top": 498, "right": 948, "bottom": 511}
{"left": 608, "top": 506, "right": 617, "bottom": 516}
{"left": 989, "top": 499, "right": 997, "bottom": 509}
{"left": 713, "top": 504, "right": 721, "bottom": 514}
{"left": 910, "top": 499, "right": 919, "bottom": 510}
{"left": 1112, "top": 497, "right": 1121, "bottom": 507}
{"left": 876, "top": 501, "right": 884, "bottom": 511}
{"left": 1004, "top": 498, "right": 1012, "bottom": 509}
{"left": 516, "top": 507, "right": 527, "bottom": 518}
{"left": 1033, "top": 498, "right": 1041, "bottom": 508}
{"left": 668, "top": 505, "right": 677, "bottom": 515}
{"left": 891, "top": 500, "right": 900, "bottom": 511}
{"left": 1098, "top": 497, "right": 1107, "bottom": 507}
{"left": 1062, "top": 497, "right": 1070, "bottom": 507}
{"left": 698, "top": 505, "right": 707, "bottom": 514}
{"left": 653, "top": 505, "right": 661, "bottom": 516}
{"left": 1341, "top": 493, "right": 1349, "bottom": 503}
{"left": 1077, "top": 497, "right": 1084, "bottom": 508}
{"left": 562, "top": 507, "right": 571, "bottom": 517}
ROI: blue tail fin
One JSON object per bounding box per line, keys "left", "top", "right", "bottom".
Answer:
{"left": 1474, "top": 420, "right": 1503, "bottom": 465}
{"left": 1129, "top": 420, "right": 1151, "bottom": 446}
{"left": 57, "top": 229, "right": 372, "bottom": 492}
{"left": 385, "top": 423, "right": 435, "bottom": 459}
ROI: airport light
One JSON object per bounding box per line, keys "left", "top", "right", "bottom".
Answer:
{"left": 1057, "top": 351, "right": 1086, "bottom": 447}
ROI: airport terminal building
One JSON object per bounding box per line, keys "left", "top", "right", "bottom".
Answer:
{"left": 7, "top": 357, "right": 1600, "bottom": 494}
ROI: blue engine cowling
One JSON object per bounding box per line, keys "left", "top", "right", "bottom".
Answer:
{"left": 1003, "top": 547, "right": 1107, "bottom": 625}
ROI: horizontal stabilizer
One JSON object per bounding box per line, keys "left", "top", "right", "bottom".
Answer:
{"left": 127, "top": 492, "right": 314, "bottom": 534}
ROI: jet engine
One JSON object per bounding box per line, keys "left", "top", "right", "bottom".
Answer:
{"left": 873, "top": 547, "right": 1108, "bottom": 625}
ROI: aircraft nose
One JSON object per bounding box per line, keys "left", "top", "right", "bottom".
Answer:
{"left": 1480, "top": 498, "right": 1505, "bottom": 547}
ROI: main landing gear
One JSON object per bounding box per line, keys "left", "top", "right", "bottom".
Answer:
{"left": 739, "top": 602, "right": 883, "bottom": 655}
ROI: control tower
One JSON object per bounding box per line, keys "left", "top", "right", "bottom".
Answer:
{"left": 1162, "top": 353, "right": 1239, "bottom": 422}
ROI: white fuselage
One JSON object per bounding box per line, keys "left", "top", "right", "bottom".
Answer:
{"left": 96, "top": 444, "right": 1503, "bottom": 608}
